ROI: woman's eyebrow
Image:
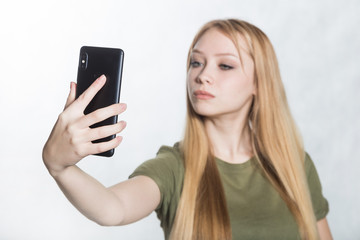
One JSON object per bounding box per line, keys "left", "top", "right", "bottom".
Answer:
{"left": 215, "top": 53, "right": 239, "bottom": 58}
{"left": 191, "top": 49, "right": 238, "bottom": 58}
{"left": 191, "top": 49, "right": 203, "bottom": 55}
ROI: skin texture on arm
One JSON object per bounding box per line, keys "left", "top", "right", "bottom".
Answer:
{"left": 317, "top": 218, "right": 333, "bottom": 240}
{"left": 53, "top": 166, "right": 160, "bottom": 226}
{"left": 43, "top": 76, "right": 160, "bottom": 226}
{"left": 108, "top": 176, "right": 161, "bottom": 225}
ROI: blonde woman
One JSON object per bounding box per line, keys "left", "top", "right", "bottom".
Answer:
{"left": 43, "top": 19, "right": 332, "bottom": 239}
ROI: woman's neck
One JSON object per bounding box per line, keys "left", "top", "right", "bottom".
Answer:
{"left": 204, "top": 114, "right": 253, "bottom": 164}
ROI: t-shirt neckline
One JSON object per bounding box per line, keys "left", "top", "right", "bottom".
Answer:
{"left": 215, "top": 156, "right": 256, "bottom": 171}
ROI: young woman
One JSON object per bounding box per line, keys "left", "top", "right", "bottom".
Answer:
{"left": 43, "top": 19, "right": 332, "bottom": 240}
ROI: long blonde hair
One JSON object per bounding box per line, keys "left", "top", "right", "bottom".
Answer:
{"left": 170, "top": 19, "right": 318, "bottom": 240}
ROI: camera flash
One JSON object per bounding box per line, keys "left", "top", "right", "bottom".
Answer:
{"left": 82, "top": 60, "right": 85, "bottom": 64}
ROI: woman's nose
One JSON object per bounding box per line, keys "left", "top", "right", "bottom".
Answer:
{"left": 196, "top": 66, "right": 213, "bottom": 84}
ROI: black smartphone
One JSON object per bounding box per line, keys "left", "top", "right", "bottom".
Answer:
{"left": 76, "top": 46, "right": 124, "bottom": 157}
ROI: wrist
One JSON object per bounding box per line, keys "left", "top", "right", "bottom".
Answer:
{"left": 42, "top": 147, "right": 68, "bottom": 178}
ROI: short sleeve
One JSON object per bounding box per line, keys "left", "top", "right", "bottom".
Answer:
{"left": 304, "top": 153, "right": 329, "bottom": 220}
{"left": 129, "top": 145, "right": 184, "bottom": 211}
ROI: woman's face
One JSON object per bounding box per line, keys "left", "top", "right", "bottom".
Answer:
{"left": 187, "top": 28, "right": 256, "bottom": 119}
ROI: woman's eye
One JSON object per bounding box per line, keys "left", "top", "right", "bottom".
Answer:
{"left": 190, "top": 61, "right": 202, "bottom": 68}
{"left": 219, "top": 64, "right": 233, "bottom": 70}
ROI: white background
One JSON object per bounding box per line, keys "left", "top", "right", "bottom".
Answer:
{"left": 0, "top": 0, "right": 359, "bottom": 239}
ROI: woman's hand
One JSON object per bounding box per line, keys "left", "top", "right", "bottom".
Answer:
{"left": 42, "top": 75, "right": 127, "bottom": 176}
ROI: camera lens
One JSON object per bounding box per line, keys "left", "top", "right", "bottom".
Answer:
{"left": 79, "top": 52, "right": 88, "bottom": 70}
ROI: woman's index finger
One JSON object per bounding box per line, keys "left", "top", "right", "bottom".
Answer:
{"left": 76, "top": 75, "right": 107, "bottom": 110}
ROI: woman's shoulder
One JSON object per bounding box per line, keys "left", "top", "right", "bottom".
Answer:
{"left": 303, "top": 151, "right": 329, "bottom": 220}
{"left": 129, "top": 142, "right": 185, "bottom": 183}
{"left": 156, "top": 142, "right": 183, "bottom": 161}
{"left": 304, "top": 152, "right": 317, "bottom": 176}
{"left": 133, "top": 142, "right": 184, "bottom": 174}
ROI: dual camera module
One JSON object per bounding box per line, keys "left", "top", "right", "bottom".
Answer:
{"left": 79, "top": 52, "right": 88, "bottom": 70}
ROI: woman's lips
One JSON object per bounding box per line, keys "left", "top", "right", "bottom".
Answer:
{"left": 194, "top": 90, "right": 215, "bottom": 100}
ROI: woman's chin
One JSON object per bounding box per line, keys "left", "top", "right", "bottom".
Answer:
{"left": 192, "top": 108, "right": 221, "bottom": 118}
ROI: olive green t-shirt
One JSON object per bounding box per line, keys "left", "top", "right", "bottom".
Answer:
{"left": 129, "top": 143, "right": 329, "bottom": 240}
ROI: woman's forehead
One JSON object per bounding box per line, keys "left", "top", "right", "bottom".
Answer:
{"left": 192, "top": 28, "right": 250, "bottom": 58}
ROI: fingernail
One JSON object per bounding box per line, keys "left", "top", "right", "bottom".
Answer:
{"left": 99, "top": 74, "right": 106, "bottom": 82}
{"left": 121, "top": 103, "right": 127, "bottom": 110}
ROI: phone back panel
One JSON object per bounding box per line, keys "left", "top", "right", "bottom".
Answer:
{"left": 76, "top": 46, "right": 124, "bottom": 157}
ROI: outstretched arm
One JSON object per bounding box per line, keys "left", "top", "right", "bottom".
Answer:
{"left": 52, "top": 166, "right": 160, "bottom": 226}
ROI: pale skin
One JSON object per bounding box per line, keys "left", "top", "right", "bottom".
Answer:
{"left": 43, "top": 29, "right": 332, "bottom": 239}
